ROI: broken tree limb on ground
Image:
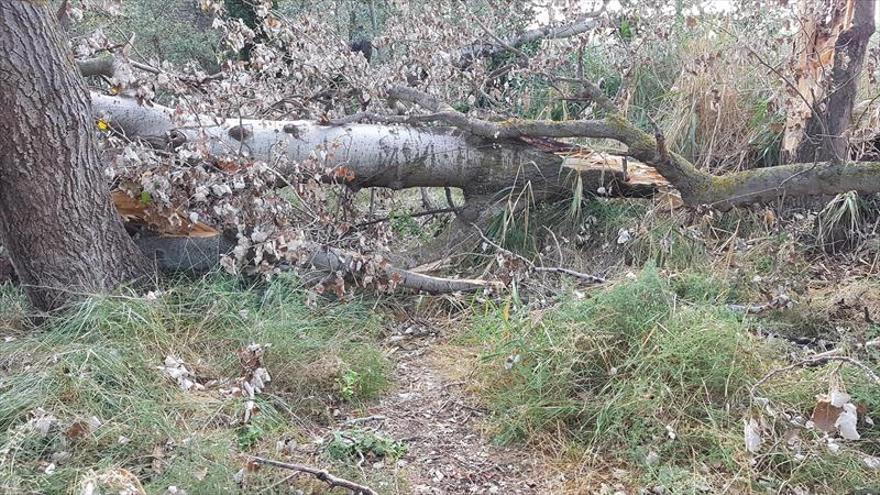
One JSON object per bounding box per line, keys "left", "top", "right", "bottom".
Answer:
{"left": 128, "top": 229, "right": 498, "bottom": 293}
{"left": 249, "top": 456, "right": 378, "bottom": 495}
{"left": 385, "top": 85, "right": 880, "bottom": 209}
{"left": 119, "top": 195, "right": 498, "bottom": 294}
{"left": 306, "top": 245, "right": 500, "bottom": 294}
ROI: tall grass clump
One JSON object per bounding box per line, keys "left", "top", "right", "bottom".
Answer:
{"left": 0, "top": 274, "right": 390, "bottom": 493}
{"left": 468, "top": 267, "right": 880, "bottom": 492}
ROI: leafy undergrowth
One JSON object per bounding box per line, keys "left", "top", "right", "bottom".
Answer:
{"left": 0, "top": 275, "right": 392, "bottom": 494}
{"left": 465, "top": 266, "right": 880, "bottom": 493}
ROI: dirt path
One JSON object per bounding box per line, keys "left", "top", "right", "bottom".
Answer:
{"left": 346, "top": 325, "right": 558, "bottom": 494}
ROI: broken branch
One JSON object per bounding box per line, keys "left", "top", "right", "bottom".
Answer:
{"left": 751, "top": 355, "right": 880, "bottom": 396}
{"left": 456, "top": 13, "right": 602, "bottom": 66}
{"left": 249, "top": 456, "right": 378, "bottom": 495}
{"left": 470, "top": 223, "right": 605, "bottom": 284}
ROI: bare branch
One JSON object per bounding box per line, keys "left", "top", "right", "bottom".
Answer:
{"left": 250, "top": 456, "right": 378, "bottom": 495}
{"left": 544, "top": 74, "right": 617, "bottom": 114}
{"left": 307, "top": 245, "right": 500, "bottom": 294}
{"left": 752, "top": 355, "right": 880, "bottom": 396}
{"left": 76, "top": 55, "right": 223, "bottom": 87}
{"left": 470, "top": 223, "right": 605, "bottom": 284}
{"left": 354, "top": 207, "right": 459, "bottom": 228}
{"left": 457, "top": 13, "right": 603, "bottom": 66}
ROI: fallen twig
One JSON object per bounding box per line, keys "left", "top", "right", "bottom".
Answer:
{"left": 354, "top": 207, "right": 458, "bottom": 228}
{"left": 533, "top": 266, "right": 605, "bottom": 284}
{"left": 342, "top": 415, "right": 388, "bottom": 426}
{"left": 250, "top": 456, "right": 378, "bottom": 495}
{"left": 751, "top": 355, "right": 880, "bottom": 396}
{"left": 470, "top": 224, "right": 605, "bottom": 284}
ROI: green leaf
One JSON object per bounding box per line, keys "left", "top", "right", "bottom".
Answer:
{"left": 619, "top": 19, "right": 633, "bottom": 41}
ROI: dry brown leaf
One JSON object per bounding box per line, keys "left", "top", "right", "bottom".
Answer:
{"left": 811, "top": 397, "right": 844, "bottom": 433}
{"left": 64, "top": 421, "right": 90, "bottom": 441}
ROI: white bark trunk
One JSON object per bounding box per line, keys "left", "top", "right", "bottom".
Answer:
{"left": 92, "top": 93, "right": 562, "bottom": 197}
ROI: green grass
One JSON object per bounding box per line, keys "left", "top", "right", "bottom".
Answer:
{"left": 466, "top": 266, "right": 880, "bottom": 493}
{"left": 0, "top": 274, "right": 391, "bottom": 494}
{"left": 325, "top": 428, "right": 407, "bottom": 462}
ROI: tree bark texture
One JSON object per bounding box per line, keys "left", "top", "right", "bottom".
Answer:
{"left": 0, "top": 1, "right": 153, "bottom": 311}
{"left": 91, "top": 93, "right": 657, "bottom": 203}
{"left": 796, "top": 0, "right": 876, "bottom": 163}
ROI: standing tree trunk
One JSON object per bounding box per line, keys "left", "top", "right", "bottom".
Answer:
{"left": 0, "top": 1, "right": 154, "bottom": 311}
{"left": 795, "top": 0, "right": 876, "bottom": 163}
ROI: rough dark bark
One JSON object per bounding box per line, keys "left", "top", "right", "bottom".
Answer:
{"left": 0, "top": 1, "right": 153, "bottom": 311}
{"left": 795, "top": 0, "right": 875, "bottom": 163}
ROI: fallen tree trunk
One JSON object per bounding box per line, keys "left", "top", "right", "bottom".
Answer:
{"left": 96, "top": 86, "right": 880, "bottom": 219}
{"left": 93, "top": 92, "right": 664, "bottom": 267}
{"left": 92, "top": 93, "right": 654, "bottom": 202}
{"left": 383, "top": 86, "right": 880, "bottom": 210}
{"left": 97, "top": 81, "right": 880, "bottom": 211}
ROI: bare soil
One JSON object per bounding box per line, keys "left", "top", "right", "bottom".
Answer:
{"left": 342, "top": 323, "right": 561, "bottom": 494}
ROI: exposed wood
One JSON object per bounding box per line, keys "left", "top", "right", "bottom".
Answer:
{"left": 561, "top": 152, "right": 673, "bottom": 198}
{"left": 781, "top": 0, "right": 855, "bottom": 162}
{"left": 112, "top": 191, "right": 219, "bottom": 238}
{"left": 795, "top": 0, "right": 875, "bottom": 163}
